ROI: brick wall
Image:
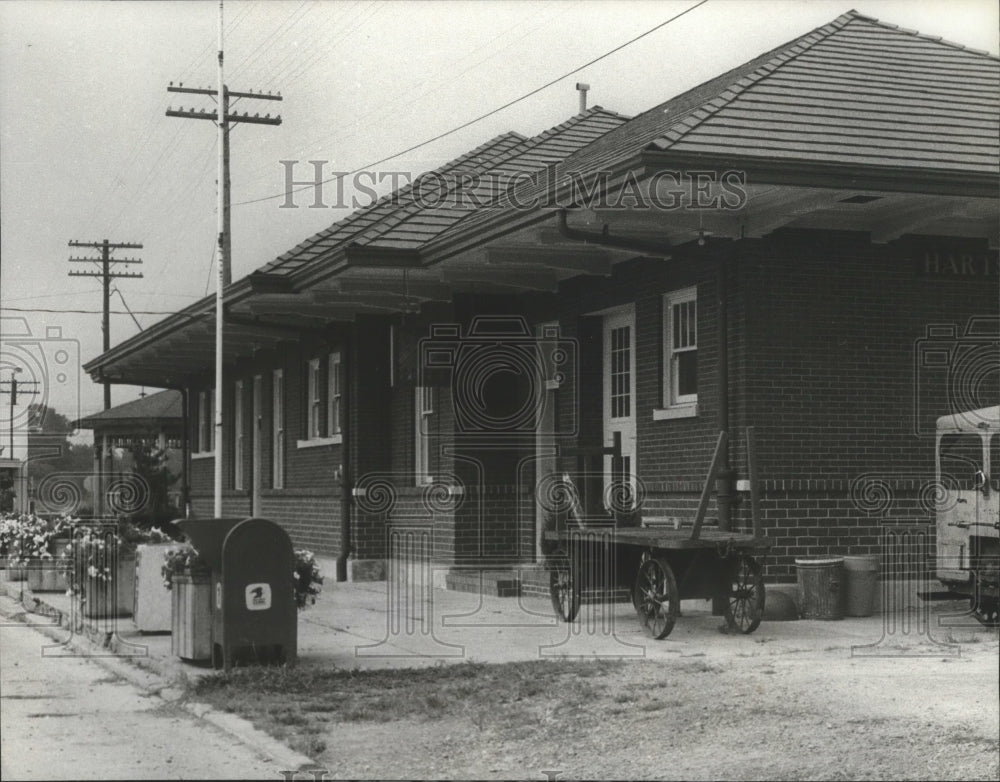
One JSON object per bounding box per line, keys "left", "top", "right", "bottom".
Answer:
{"left": 187, "top": 327, "right": 348, "bottom": 557}
{"left": 184, "top": 230, "right": 995, "bottom": 580}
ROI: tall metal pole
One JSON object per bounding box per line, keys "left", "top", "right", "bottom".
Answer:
{"left": 165, "top": 1, "right": 281, "bottom": 517}
{"left": 214, "top": 0, "right": 225, "bottom": 518}
{"left": 101, "top": 240, "right": 111, "bottom": 410}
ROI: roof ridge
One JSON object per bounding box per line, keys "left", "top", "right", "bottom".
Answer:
{"left": 654, "top": 12, "right": 856, "bottom": 151}
{"left": 845, "top": 9, "right": 1000, "bottom": 60}
{"left": 353, "top": 130, "right": 542, "bottom": 244}
{"left": 357, "top": 109, "right": 629, "bottom": 245}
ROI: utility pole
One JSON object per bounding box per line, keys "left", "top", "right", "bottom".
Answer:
{"left": 68, "top": 239, "right": 144, "bottom": 410}
{"left": 68, "top": 239, "right": 142, "bottom": 518}
{"left": 0, "top": 369, "right": 39, "bottom": 458}
{"left": 166, "top": 0, "right": 281, "bottom": 516}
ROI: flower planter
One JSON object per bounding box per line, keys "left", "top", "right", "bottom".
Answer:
{"left": 80, "top": 552, "right": 137, "bottom": 619}
{"left": 171, "top": 572, "right": 212, "bottom": 661}
{"left": 26, "top": 538, "right": 73, "bottom": 592}
{"left": 134, "top": 543, "right": 174, "bottom": 632}
{"left": 26, "top": 562, "right": 69, "bottom": 592}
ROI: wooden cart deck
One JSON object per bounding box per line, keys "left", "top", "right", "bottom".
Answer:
{"left": 543, "top": 527, "right": 768, "bottom": 551}
{"left": 543, "top": 526, "right": 769, "bottom": 638}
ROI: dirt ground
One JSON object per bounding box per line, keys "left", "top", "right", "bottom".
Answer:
{"left": 202, "top": 611, "right": 1000, "bottom": 781}
{"left": 317, "top": 644, "right": 998, "bottom": 780}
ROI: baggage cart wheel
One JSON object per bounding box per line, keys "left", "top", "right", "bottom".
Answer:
{"left": 549, "top": 553, "right": 580, "bottom": 622}
{"left": 724, "top": 554, "right": 765, "bottom": 634}
{"left": 634, "top": 556, "right": 679, "bottom": 639}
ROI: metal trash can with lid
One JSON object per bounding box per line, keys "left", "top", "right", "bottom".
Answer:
{"left": 177, "top": 517, "right": 297, "bottom": 670}
{"left": 795, "top": 557, "right": 845, "bottom": 620}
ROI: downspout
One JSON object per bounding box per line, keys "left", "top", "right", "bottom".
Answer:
{"left": 180, "top": 387, "right": 191, "bottom": 518}
{"left": 557, "top": 209, "right": 733, "bottom": 528}
{"left": 716, "top": 255, "right": 733, "bottom": 532}
{"left": 336, "top": 331, "right": 353, "bottom": 582}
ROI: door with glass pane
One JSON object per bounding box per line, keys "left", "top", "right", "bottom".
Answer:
{"left": 603, "top": 307, "right": 636, "bottom": 506}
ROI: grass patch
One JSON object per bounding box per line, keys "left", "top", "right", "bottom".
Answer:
{"left": 187, "top": 658, "right": 626, "bottom": 758}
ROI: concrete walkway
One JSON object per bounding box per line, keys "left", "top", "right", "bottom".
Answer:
{"left": 2, "top": 556, "right": 983, "bottom": 683}
{"left": 2, "top": 557, "right": 993, "bottom": 777}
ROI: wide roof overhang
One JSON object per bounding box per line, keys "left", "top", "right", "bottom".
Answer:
{"left": 84, "top": 150, "right": 999, "bottom": 389}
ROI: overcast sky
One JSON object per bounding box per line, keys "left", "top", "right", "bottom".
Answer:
{"left": 1, "top": 0, "right": 997, "bottom": 431}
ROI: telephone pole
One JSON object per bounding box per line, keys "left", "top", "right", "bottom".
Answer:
{"left": 166, "top": 0, "right": 282, "bottom": 516}
{"left": 68, "top": 239, "right": 144, "bottom": 411}
{"left": 1, "top": 370, "right": 39, "bottom": 458}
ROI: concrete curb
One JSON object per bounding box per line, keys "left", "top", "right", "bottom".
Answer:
{"left": 0, "top": 579, "right": 316, "bottom": 774}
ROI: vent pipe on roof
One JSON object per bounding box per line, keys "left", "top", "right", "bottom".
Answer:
{"left": 576, "top": 82, "right": 590, "bottom": 113}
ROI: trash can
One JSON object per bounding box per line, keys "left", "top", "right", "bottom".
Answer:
{"left": 795, "top": 558, "right": 844, "bottom": 620}
{"left": 177, "top": 518, "right": 297, "bottom": 670}
{"left": 843, "top": 555, "right": 878, "bottom": 617}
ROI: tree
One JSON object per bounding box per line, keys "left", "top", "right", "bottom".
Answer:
{"left": 25, "top": 403, "right": 94, "bottom": 514}
{"left": 128, "top": 442, "right": 180, "bottom": 527}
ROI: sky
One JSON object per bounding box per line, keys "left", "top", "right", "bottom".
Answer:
{"left": 1, "top": 0, "right": 998, "bottom": 438}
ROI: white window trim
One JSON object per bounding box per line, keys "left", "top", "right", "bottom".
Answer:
{"left": 306, "top": 358, "right": 322, "bottom": 440}
{"left": 327, "top": 351, "right": 341, "bottom": 437}
{"left": 272, "top": 369, "right": 284, "bottom": 489}
{"left": 296, "top": 434, "right": 342, "bottom": 449}
{"left": 234, "top": 380, "right": 245, "bottom": 489}
{"left": 194, "top": 389, "right": 216, "bottom": 456}
{"left": 415, "top": 385, "right": 433, "bottom": 485}
{"left": 655, "top": 286, "right": 699, "bottom": 420}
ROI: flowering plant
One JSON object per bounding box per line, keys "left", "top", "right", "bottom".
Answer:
{"left": 160, "top": 544, "right": 208, "bottom": 588}
{"left": 162, "top": 544, "right": 324, "bottom": 611}
{"left": 0, "top": 513, "right": 23, "bottom": 557}
{"left": 62, "top": 520, "right": 174, "bottom": 596}
{"left": 5, "top": 513, "right": 70, "bottom": 566}
{"left": 293, "top": 548, "right": 324, "bottom": 610}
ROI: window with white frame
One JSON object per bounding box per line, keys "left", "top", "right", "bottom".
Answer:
{"left": 414, "top": 385, "right": 433, "bottom": 485}
{"left": 327, "top": 352, "right": 342, "bottom": 437}
{"left": 197, "top": 389, "right": 215, "bottom": 454}
{"left": 663, "top": 286, "right": 698, "bottom": 411}
{"left": 306, "top": 358, "right": 322, "bottom": 439}
{"left": 197, "top": 391, "right": 209, "bottom": 452}
{"left": 272, "top": 369, "right": 284, "bottom": 489}
{"left": 233, "top": 380, "right": 244, "bottom": 490}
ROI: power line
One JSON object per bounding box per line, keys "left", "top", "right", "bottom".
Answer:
{"left": 67, "top": 240, "right": 144, "bottom": 410}
{"left": 110, "top": 288, "right": 145, "bottom": 332}
{"left": 4, "top": 307, "right": 205, "bottom": 317}
{"left": 234, "top": 0, "right": 709, "bottom": 207}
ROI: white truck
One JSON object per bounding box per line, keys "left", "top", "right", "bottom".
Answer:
{"left": 935, "top": 405, "right": 999, "bottom": 625}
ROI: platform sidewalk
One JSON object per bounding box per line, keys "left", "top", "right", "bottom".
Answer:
{"left": 2, "top": 555, "right": 984, "bottom": 689}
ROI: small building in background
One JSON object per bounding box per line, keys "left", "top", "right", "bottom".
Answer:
{"left": 0, "top": 457, "right": 28, "bottom": 515}
{"left": 74, "top": 389, "right": 185, "bottom": 519}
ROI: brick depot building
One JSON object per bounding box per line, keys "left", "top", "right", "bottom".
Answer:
{"left": 85, "top": 12, "right": 999, "bottom": 589}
